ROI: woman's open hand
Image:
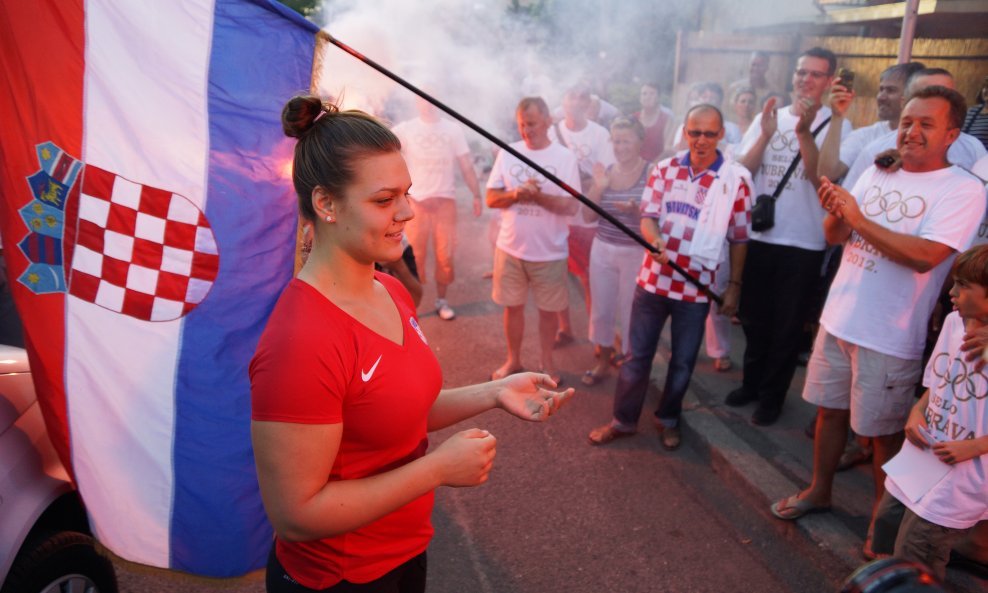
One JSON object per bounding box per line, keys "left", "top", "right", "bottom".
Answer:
{"left": 495, "top": 372, "right": 575, "bottom": 422}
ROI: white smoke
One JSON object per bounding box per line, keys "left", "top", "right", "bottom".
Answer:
{"left": 313, "top": 0, "right": 696, "bottom": 141}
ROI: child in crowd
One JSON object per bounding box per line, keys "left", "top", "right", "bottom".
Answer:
{"left": 872, "top": 244, "right": 988, "bottom": 580}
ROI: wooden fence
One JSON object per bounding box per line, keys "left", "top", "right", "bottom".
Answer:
{"left": 673, "top": 32, "right": 988, "bottom": 128}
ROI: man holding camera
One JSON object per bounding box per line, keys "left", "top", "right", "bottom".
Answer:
{"left": 817, "top": 62, "right": 926, "bottom": 184}
{"left": 728, "top": 47, "right": 852, "bottom": 426}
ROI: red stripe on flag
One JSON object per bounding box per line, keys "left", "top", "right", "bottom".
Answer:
{"left": 0, "top": 0, "right": 85, "bottom": 475}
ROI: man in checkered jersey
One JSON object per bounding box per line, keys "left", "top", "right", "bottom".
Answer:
{"left": 588, "top": 104, "right": 752, "bottom": 450}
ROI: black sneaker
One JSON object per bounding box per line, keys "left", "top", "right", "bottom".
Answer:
{"left": 725, "top": 388, "right": 757, "bottom": 407}
{"left": 751, "top": 406, "right": 782, "bottom": 426}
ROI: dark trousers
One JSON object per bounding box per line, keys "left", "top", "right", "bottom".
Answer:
{"left": 266, "top": 546, "right": 427, "bottom": 593}
{"left": 738, "top": 240, "right": 825, "bottom": 413}
{"left": 612, "top": 287, "right": 710, "bottom": 428}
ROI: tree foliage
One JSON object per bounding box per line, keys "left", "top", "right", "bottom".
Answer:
{"left": 281, "top": 0, "right": 320, "bottom": 18}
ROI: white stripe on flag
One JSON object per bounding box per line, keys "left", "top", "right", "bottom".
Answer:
{"left": 67, "top": 0, "right": 214, "bottom": 566}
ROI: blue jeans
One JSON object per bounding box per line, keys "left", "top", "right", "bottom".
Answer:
{"left": 612, "top": 287, "right": 710, "bottom": 429}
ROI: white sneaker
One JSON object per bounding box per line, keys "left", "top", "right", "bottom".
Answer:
{"left": 436, "top": 299, "right": 456, "bottom": 321}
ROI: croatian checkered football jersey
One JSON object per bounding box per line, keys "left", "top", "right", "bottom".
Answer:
{"left": 637, "top": 153, "right": 750, "bottom": 303}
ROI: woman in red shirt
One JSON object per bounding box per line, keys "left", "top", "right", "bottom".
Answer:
{"left": 250, "top": 95, "right": 574, "bottom": 593}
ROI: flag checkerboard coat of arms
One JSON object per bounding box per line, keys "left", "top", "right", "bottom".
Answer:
{"left": 0, "top": 0, "right": 323, "bottom": 578}
{"left": 70, "top": 165, "right": 219, "bottom": 321}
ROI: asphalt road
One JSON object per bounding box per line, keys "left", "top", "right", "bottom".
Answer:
{"left": 111, "top": 198, "right": 853, "bottom": 593}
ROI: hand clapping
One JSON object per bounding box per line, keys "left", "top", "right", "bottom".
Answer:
{"left": 760, "top": 96, "right": 778, "bottom": 139}
{"left": 818, "top": 176, "right": 860, "bottom": 224}
{"left": 794, "top": 97, "right": 820, "bottom": 135}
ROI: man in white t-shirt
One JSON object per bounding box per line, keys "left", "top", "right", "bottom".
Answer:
{"left": 392, "top": 98, "right": 482, "bottom": 321}
{"left": 843, "top": 68, "right": 988, "bottom": 189}
{"left": 486, "top": 97, "right": 580, "bottom": 384}
{"left": 548, "top": 85, "right": 616, "bottom": 346}
{"left": 769, "top": 87, "right": 986, "bottom": 557}
{"left": 817, "top": 62, "right": 926, "bottom": 182}
{"left": 727, "top": 47, "right": 853, "bottom": 426}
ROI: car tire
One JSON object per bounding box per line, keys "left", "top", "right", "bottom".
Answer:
{"left": 1, "top": 530, "right": 118, "bottom": 593}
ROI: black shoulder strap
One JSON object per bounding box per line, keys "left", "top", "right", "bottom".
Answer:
{"left": 770, "top": 116, "right": 832, "bottom": 200}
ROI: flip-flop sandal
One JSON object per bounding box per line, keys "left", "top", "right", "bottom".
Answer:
{"left": 836, "top": 445, "right": 873, "bottom": 472}
{"left": 610, "top": 352, "right": 632, "bottom": 368}
{"left": 588, "top": 424, "right": 635, "bottom": 446}
{"left": 490, "top": 366, "right": 524, "bottom": 381}
{"left": 581, "top": 369, "right": 609, "bottom": 386}
{"left": 770, "top": 494, "right": 831, "bottom": 521}
{"left": 553, "top": 331, "right": 574, "bottom": 348}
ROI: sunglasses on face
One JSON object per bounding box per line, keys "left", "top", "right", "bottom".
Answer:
{"left": 685, "top": 130, "right": 720, "bottom": 138}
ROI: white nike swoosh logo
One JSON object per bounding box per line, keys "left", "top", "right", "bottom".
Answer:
{"left": 361, "top": 355, "right": 382, "bottom": 382}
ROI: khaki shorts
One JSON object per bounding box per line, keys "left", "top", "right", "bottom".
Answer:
{"left": 802, "top": 329, "right": 921, "bottom": 437}
{"left": 492, "top": 248, "right": 568, "bottom": 312}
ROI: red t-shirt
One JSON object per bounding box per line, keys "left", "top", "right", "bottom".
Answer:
{"left": 250, "top": 273, "right": 442, "bottom": 589}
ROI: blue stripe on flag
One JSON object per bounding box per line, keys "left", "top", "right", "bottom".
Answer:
{"left": 170, "top": 0, "right": 318, "bottom": 576}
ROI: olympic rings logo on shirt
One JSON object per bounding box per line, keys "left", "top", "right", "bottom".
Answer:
{"left": 413, "top": 132, "right": 450, "bottom": 150}
{"left": 769, "top": 130, "right": 799, "bottom": 153}
{"left": 861, "top": 186, "right": 927, "bottom": 223}
{"left": 508, "top": 163, "right": 557, "bottom": 185}
{"left": 930, "top": 352, "right": 988, "bottom": 401}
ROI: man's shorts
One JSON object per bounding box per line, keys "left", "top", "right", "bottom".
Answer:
{"left": 492, "top": 248, "right": 568, "bottom": 312}
{"left": 802, "top": 329, "right": 921, "bottom": 437}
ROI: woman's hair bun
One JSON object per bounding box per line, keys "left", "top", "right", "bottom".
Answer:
{"left": 282, "top": 95, "right": 338, "bottom": 138}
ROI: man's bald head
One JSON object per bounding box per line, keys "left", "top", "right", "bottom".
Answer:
{"left": 684, "top": 104, "right": 724, "bottom": 128}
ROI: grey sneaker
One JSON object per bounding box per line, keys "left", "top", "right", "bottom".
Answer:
{"left": 436, "top": 299, "right": 456, "bottom": 321}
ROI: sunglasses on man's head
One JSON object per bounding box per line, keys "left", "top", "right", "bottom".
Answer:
{"left": 685, "top": 130, "right": 720, "bottom": 139}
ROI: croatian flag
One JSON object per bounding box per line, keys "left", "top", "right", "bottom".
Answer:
{"left": 0, "top": 0, "right": 320, "bottom": 576}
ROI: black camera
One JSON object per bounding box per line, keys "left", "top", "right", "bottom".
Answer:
{"left": 836, "top": 67, "right": 855, "bottom": 91}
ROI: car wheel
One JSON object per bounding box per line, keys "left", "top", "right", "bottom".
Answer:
{"left": 1, "top": 531, "right": 117, "bottom": 593}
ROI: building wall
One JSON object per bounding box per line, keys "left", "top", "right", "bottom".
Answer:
{"left": 673, "top": 32, "right": 988, "bottom": 128}
{"left": 699, "top": 0, "right": 821, "bottom": 33}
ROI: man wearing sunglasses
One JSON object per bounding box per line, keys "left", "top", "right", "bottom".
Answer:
{"left": 728, "top": 47, "right": 853, "bottom": 426}
{"left": 588, "top": 104, "right": 752, "bottom": 450}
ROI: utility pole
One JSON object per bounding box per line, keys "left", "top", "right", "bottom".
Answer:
{"left": 897, "top": 0, "right": 920, "bottom": 64}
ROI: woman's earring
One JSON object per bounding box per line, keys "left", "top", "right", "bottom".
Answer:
{"left": 325, "top": 215, "right": 334, "bottom": 223}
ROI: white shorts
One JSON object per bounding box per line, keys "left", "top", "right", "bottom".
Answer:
{"left": 802, "top": 329, "right": 921, "bottom": 437}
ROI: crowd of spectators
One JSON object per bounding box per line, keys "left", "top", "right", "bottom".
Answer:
{"left": 378, "top": 48, "right": 988, "bottom": 588}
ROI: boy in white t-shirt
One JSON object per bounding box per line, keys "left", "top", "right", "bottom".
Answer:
{"left": 871, "top": 244, "right": 988, "bottom": 580}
